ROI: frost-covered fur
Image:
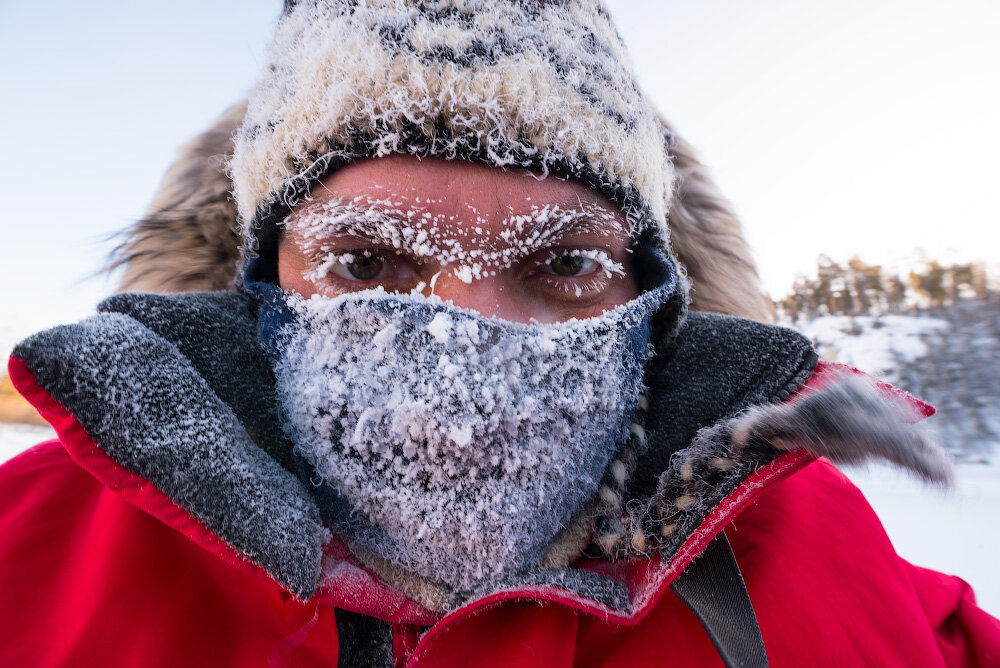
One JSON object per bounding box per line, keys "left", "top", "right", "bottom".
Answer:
{"left": 269, "top": 286, "right": 663, "bottom": 591}
{"left": 108, "top": 102, "right": 770, "bottom": 319}
{"left": 600, "top": 371, "right": 954, "bottom": 563}
{"left": 231, "top": 0, "right": 672, "bottom": 248}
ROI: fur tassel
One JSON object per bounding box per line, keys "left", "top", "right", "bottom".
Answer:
{"left": 731, "top": 375, "right": 954, "bottom": 486}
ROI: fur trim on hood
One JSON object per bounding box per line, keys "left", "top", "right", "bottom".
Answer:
{"left": 108, "top": 102, "right": 774, "bottom": 322}
{"left": 108, "top": 101, "right": 246, "bottom": 294}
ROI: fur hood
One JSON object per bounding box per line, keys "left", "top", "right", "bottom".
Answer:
{"left": 108, "top": 101, "right": 775, "bottom": 322}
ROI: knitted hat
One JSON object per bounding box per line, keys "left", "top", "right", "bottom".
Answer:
{"left": 231, "top": 0, "right": 682, "bottom": 291}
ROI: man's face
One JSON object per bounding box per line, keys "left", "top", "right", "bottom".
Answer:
{"left": 277, "top": 154, "right": 638, "bottom": 324}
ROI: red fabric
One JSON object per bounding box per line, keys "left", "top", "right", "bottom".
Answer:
{"left": 3, "top": 355, "right": 999, "bottom": 666}
{"left": 906, "top": 564, "right": 1000, "bottom": 667}
{"left": 392, "top": 623, "right": 422, "bottom": 668}
{"left": 6, "top": 355, "right": 278, "bottom": 586}
{"left": 0, "top": 441, "right": 340, "bottom": 668}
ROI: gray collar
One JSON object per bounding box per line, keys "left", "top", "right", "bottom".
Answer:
{"left": 13, "top": 291, "right": 817, "bottom": 601}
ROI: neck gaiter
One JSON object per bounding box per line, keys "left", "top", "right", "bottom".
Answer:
{"left": 253, "top": 272, "right": 675, "bottom": 593}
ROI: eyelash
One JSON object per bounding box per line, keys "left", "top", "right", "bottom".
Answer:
{"left": 304, "top": 247, "right": 407, "bottom": 284}
{"left": 305, "top": 246, "right": 622, "bottom": 301}
{"left": 537, "top": 248, "right": 625, "bottom": 278}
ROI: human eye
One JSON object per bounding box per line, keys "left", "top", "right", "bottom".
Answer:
{"left": 328, "top": 250, "right": 390, "bottom": 281}
{"left": 524, "top": 247, "right": 627, "bottom": 302}
{"left": 541, "top": 248, "right": 625, "bottom": 279}
{"left": 305, "top": 248, "right": 419, "bottom": 292}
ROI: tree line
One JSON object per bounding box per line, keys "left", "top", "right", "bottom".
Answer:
{"left": 775, "top": 255, "right": 995, "bottom": 320}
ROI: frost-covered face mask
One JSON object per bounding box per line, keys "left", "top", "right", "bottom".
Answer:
{"left": 252, "top": 258, "right": 675, "bottom": 592}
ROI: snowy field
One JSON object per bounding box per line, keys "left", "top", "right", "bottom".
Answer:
{"left": 0, "top": 423, "right": 57, "bottom": 464}
{"left": 1, "top": 423, "right": 996, "bottom": 618}
{"left": 793, "top": 313, "right": 950, "bottom": 382}
{"left": 844, "top": 461, "right": 999, "bottom": 618}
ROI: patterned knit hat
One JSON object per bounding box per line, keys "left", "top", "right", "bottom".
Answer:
{"left": 231, "top": 0, "right": 681, "bottom": 287}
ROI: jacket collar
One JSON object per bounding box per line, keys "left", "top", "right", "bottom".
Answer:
{"left": 12, "top": 290, "right": 935, "bottom": 614}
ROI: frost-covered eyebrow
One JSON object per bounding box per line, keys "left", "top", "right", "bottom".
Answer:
{"left": 288, "top": 196, "right": 627, "bottom": 254}
{"left": 499, "top": 201, "right": 625, "bottom": 245}
{"left": 288, "top": 196, "right": 631, "bottom": 284}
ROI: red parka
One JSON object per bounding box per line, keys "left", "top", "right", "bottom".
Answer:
{"left": 2, "top": 294, "right": 999, "bottom": 667}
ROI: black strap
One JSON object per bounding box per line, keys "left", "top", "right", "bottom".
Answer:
{"left": 670, "top": 532, "right": 769, "bottom": 667}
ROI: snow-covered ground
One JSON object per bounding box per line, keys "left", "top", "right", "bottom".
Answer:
{"left": 794, "top": 313, "right": 950, "bottom": 382}
{"left": 843, "top": 462, "right": 999, "bottom": 618}
{"left": 0, "top": 423, "right": 56, "bottom": 464}
{"left": 0, "top": 424, "right": 996, "bottom": 618}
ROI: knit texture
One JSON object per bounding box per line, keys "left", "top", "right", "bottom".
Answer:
{"left": 334, "top": 609, "right": 394, "bottom": 668}
{"left": 230, "top": 0, "right": 674, "bottom": 258}
{"left": 627, "top": 312, "right": 820, "bottom": 500}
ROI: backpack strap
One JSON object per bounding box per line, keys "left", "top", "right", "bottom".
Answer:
{"left": 670, "top": 532, "right": 769, "bottom": 667}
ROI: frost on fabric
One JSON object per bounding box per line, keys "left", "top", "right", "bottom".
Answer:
{"left": 230, "top": 0, "right": 674, "bottom": 237}
{"left": 272, "top": 288, "right": 662, "bottom": 591}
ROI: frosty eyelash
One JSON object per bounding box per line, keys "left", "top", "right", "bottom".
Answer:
{"left": 303, "top": 249, "right": 361, "bottom": 282}
{"left": 303, "top": 249, "right": 394, "bottom": 284}
{"left": 541, "top": 248, "right": 626, "bottom": 278}
{"left": 542, "top": 275, "right": 609, "bottom": 299}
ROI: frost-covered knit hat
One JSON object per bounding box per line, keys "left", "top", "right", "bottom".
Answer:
{"left": 230, "top": 0, "right": 681, "bottom": 280}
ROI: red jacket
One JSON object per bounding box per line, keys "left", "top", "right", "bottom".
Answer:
{"left": 2, "top": 357, "right": 998, "bottom": 667}
{"left": 3, "top": 293, "right": 999, "bottom": 666}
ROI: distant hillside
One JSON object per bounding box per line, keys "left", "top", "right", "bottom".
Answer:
{"left": 790, "top": 300, "right": 1000, "bottom": 462}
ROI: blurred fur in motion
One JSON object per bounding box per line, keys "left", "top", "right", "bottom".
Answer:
{"left": 108, "top": 101, "right": 246, "bottom": 293}
{"left": 731, "top": 374, "right": 954, "bottom": 486}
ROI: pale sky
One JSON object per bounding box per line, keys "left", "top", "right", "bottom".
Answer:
{"left": 2, "top": 0, "right": 998, "bottom": 349}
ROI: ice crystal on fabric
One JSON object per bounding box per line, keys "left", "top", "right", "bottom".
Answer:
{"left": 271, "top": 288, "right": 662, "bottom": 590}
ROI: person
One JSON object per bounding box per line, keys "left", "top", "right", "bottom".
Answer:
{"left": 2, "top": 1, "right": 998, "bottom": 666}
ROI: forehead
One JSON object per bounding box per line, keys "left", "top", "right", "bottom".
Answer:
{"left": 295, "top": 154, "right": 627, "bottom": 240}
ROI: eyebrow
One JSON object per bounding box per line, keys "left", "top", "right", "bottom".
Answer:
{"left": 286, "top": 196, "right": 630, "bottom": 275}
{"left": 289, "top": 198, "right": 428, "bottom": 250}
{"left": 497, "top": 200, "right": 624, "bottom": 247}
{"left": 294, "top": 195, "right": 623, "bottom": 237}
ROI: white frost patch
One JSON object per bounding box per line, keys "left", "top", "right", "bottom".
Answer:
{"left": 453, "top": 265, "right": 474, "bottom": 284}
{"left": 0, "top": 423, "right": 57, "bottom": 465}
{"left": 426, "top": 312, "right": 452, "bottom": 343}
{"left": 272, "top": 287, "right": 661, "bottom": 590}
{"left": 795, "top": 314, "right": 949, "bottom": 379}
{"left": 448, "top": 424, "right": 473, "bottom": 447}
